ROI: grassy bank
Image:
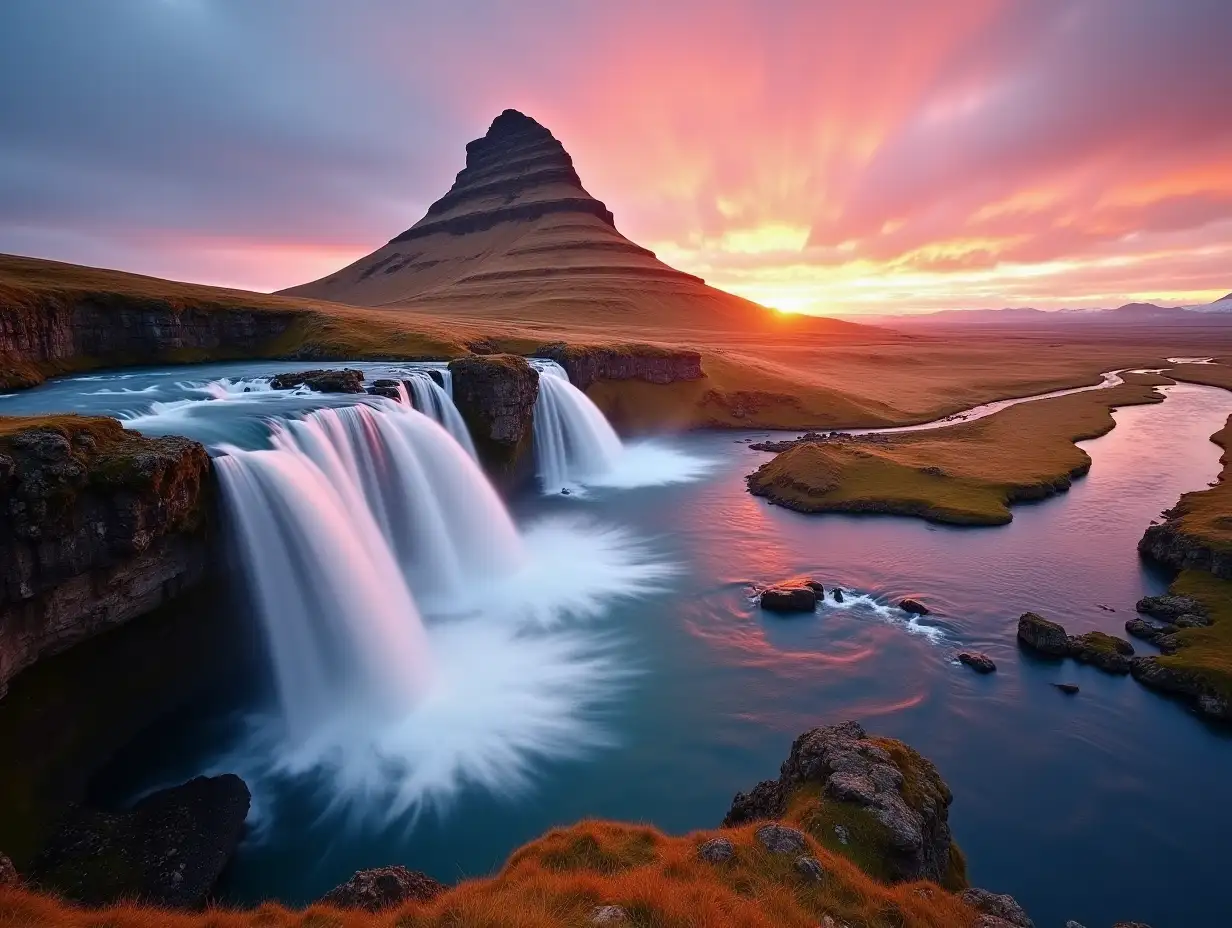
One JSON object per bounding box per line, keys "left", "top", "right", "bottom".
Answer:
{"left": 0, "top": 817, "right": 980, "bottom": 928}
{"left": 747, "top": 374, "right": 1170, "bottom": 525}
{"left": 1156, "top": 571, "right": 1232, "bottom": 703}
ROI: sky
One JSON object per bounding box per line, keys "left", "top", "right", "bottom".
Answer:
{"left": 1, "top": 0, "right": 1230, "bottom": 316}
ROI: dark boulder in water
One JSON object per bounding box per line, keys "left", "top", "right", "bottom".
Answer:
{"left": 29, "top": 774, "right": 250, "bottom": 909}
{"left": 899, "top": 598, "right": 930, "bottom": 615}
{"left": 1069, "top": 631, "right": 1135, "bottom": 674}
{"left": 1054, "top": 683, "right": 1080, "bottom": 694}
{"left": 759, "top": 582, "right": 817, "bottom": 613}
{"left": 957, "top": 651, "right": 996, "bottom": 674}
{"left": 367, "top": 378, "right": 402, "bottom": 400}
{"left": 832, "top": 588, "right": 845, "bottom": 602}
{"left": 319, "top": 865, "right": 446, "bottom": 911}
{"left": 270, "top": 368, "right": 365, "bottom": 393}
{"left": 1016, "top": 613, "right": 1071, "bottom": 656}
{"left": 1125, "top": 618, "right": 1179, "bottom": 653}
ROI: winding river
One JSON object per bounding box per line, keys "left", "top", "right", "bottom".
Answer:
{"left": 2, "top": 361, "right": 1230, "bottom": 928}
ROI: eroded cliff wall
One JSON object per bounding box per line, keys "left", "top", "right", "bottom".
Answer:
{"left": 0, "top": 417, "right": 211, "bottom": 696}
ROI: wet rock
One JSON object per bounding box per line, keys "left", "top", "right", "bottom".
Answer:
{"left": 804, "top": 580, "right": 825, "bottom": 596}
{"left": 1135, "top": 594, "right": 1207, "bottom": 622}
{"left": 269, "top": 368, "right": 365, "bottom": 393}
{"left": 367, "top": 378, "right": 403, "bottom": 400}
{"left": 1054, "top": 683, "right": 1080, "bottom": 694}
{"left": 589, "top": 904, "right": 629, "bottom": 923}
{"left": 448, "top": 355, "right": 539, "bottom": 491}
{"left": 1131, "top": 658, "right": 1232, "bottom": 721}
{"left": 724, "top": 720, "right": 957, "bottom": 883}
{"left": 1069, "top": 631, "right": 1135, "bottom": 674}
{"left": 1125, "top": 617, "right": 1178, "bottom": 650}
{"left": 958, "top": 651, "right": 997, "bottom": 673}
{"left": 833, "top": 824, "right": 850, "bottom": 845}
{"left": 29, "top": 774, "right": 249, "bottom": 908}
{"left": 832, "top": 588, "right": 845, "bottom": 602}
{"left": 0, "top": 853, "right": 18, "bottom": 886}
{"left": 1017, "top": 613, "right": 1071, "bottom": 656}
{"left": 759, "top": 582, "right": 817, "bottom": 613}
{"left": 794, "top": 855, "right": 826, "bottom": 881}
{"left": 319, "top": 865, "right": 446, "bottom": 911}
{"left": 960, "top": 888, "right": 1034, "bottom": 927}
{"left": 697, "top": 837, "right": 734, "bottom": 863}
{"left": 1064, "top": 922, "right": 1087, "bottom": 928}
{"left": 754, "top": 823, "right": 808, "bottom": 854}
{"left": 899, "top": 598, "right": 930, "bottom": 615}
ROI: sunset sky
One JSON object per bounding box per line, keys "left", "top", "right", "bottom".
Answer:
{"left": 2, "top": 0, "right": 1230, "bottom": 315}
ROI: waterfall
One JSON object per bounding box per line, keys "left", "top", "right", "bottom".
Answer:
{"left": 532, "top": 361, "right": 624, "bottom": 493}
{"left": 215, "top": 447, "right": 432, "bottom": 741}
{"left": 399, "top": 372, "right": 478, "bottom": 460}
{"left": 214, "top": 399, "right": 531, "bottom": 741}
{"left": 270, "top": 401, "right": 525, "bottom": 607}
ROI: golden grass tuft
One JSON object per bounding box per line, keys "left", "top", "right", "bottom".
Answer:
{"left": 0, "top": 819, "right": 982, "bottom": 927}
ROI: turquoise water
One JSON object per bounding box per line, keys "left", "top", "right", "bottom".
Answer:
{"left": 3, "top": 364, "right": 1231, "bottom": 927}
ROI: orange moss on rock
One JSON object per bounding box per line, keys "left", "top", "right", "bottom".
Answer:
{"left": 0, "top": 819, "right": 983, "bottom": 927}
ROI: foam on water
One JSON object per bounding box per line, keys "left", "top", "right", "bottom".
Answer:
{"left": 207, "top": 398, "right": 672, "bottom": 827}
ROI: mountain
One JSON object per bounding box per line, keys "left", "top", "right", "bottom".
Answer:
{"left": 1189, "top": 293, "right": 1232, "bottom": 313}
{"left": 862, "top": 297, "right": 1232, "bottom": 327}
{"left": 283, "top": 110, "right": 858, "bottom": 333}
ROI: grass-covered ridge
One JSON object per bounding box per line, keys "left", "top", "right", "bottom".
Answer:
{"left": 747, "top": 374, "right": 1169, "bottom": 525}
{"left": 0, "top": 817, "right": 984, "bottom": 928}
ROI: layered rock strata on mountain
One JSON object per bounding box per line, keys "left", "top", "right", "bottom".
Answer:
{"left": 448, "top": 354, "right": 539, "bottom": 491}
{"left": 281, "top": 110, "right": 785, "bottom": 330}
{"left": 0, "top": 418, "right": 211, "bottom": 697}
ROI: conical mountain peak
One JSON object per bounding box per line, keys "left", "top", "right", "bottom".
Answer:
{"left": 393, "top": 109, "right": 612, "bottom": 242}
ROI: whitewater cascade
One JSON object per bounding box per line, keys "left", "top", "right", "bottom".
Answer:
{"left": 397, "top": 372, "right": 477, "bottom": 459}
{"left": 532, "top": 361, "right": 624, "bottom": 492}
{"left": 216, "top": 400, "right": 528, "bottom": 734}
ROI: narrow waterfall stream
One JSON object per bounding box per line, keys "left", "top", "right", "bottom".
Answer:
{"left": 532, "top": 361, "right": 624, "bottom": 492}
{"left": 398, "top": 372, "right": 478, "bottom": 460}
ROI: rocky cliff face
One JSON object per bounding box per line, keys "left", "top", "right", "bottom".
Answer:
{"left": 1139, "top": 519, "right": 1232, "bottom": 579}
{"left": 0, "top": 417, "right": 211, "bottom": 697}
{"left": 448, "top": 355, "right": 539, "bottom": 491}
{"left": 0, "top": 290, "right": 298, "bottom": 390}
{"left": 534, "top": 343, "right": 703, "bottom": 392}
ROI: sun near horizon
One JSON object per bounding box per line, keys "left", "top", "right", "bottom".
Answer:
{"left": 2, "top": 2, "right": 1230, "bottom": 316}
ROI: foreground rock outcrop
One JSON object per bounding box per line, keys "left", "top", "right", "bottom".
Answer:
{"left": 1016, "top": 613, "right": 1135, "bottom": 673}
{"left": 0, "top": 417, "right": 211, "bottom": 697}
{"left": 28, "top": 774, "right": 249, "bottom": 908}
{"left": 448, "top": 355, "right": 539, "bottom": 490}
{"left": 319, "top": 866, "right": 446, "bottom": 911}
{"left": 723, "top": 720, "right": 963, "bottom": 886}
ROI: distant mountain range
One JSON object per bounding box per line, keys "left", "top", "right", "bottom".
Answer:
{"left": 859, "top": 293, "right": 1232, "bottom": 326}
